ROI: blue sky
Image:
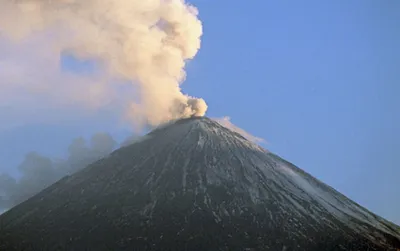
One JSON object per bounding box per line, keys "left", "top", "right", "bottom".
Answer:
{"left": 184, "top": 0, "right": 399, "bottom": 224}
{"left": 0, "top": 0, "right": 399, "bottom": 224}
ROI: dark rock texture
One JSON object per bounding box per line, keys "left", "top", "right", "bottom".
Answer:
{"left": 1, "top": 117, "right": 399, "bottom": 251}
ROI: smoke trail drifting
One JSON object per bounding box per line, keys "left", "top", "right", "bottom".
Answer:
{"left": 213, "top": 116, "right": 265, "bottom": 143}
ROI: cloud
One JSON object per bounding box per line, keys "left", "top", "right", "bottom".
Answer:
{"left": 213, "top": 116, "right": 265, "bottom": 143}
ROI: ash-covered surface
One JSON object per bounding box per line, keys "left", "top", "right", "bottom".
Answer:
{"left": 1, "top": 117, "right": 399, "bottom": 251}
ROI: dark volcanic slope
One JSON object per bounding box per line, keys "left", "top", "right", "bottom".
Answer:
{"left": 1, "top": 117, "right": 399, "bottom": 251}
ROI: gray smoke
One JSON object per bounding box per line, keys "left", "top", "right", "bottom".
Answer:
{"left": 0, "top": 132, "right": 117, "bottom": 210}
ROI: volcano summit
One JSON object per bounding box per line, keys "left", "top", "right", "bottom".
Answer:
{"left": 0, "top": 117, "right": 399, "bottom": 250}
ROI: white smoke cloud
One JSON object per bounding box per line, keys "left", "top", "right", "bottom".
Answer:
{"left": 0, "top": 132, "right": 118, "bottom": 210}
{"left": 213, "top": 116, "right": 265, "bottom": 143}
{"left": 0, "top": 34, "right": 114, "bottom": 109}
{"left": 0, "top": 0, "right": 207, "bottom": 129}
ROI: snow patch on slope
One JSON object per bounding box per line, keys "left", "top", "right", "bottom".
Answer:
{"left": 276, "top": 161, "right": 398, "bottom": 237}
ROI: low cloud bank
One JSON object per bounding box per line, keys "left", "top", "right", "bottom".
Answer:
{"left": 0, "top": 132, "right": 120, "bottom": 211}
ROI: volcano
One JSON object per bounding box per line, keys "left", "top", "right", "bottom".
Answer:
{"left": 0, "top": 117, "right": 399, "bottom": 251}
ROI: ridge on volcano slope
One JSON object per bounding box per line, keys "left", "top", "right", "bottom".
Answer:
{"left": 0, "top": 117, "right": 399, "bottom": 251}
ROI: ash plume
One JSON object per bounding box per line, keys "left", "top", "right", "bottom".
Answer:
{"left": 0, "top": 133, "right": 117, "bottom": 210}
{"left": 0, "top": 0, "right": 207, "bottom": 129}
{"left": 0, "top": 0, "right": 266, "bottom": 214}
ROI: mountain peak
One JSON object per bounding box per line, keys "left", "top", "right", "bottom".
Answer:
{"left": 1, "top": 116, "right": 399, "bottom": 251}
{"left": 146, "top": 116, "right": 265, "bottom": 152}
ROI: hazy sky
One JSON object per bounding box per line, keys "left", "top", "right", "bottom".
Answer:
{"left": 0, "top": 0, "right": 399, "bottom": 224}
